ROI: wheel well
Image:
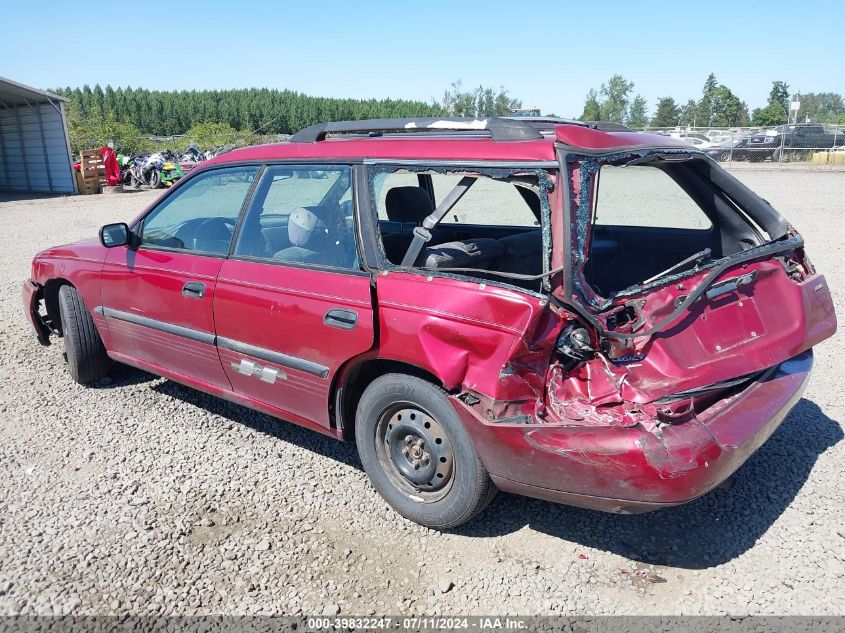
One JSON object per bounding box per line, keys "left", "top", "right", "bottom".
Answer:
{"left": 337, "top": 359, "right": 445, "bottom": 441}
{"left": 43, "top": 278, "right": 73, "bottom": 335}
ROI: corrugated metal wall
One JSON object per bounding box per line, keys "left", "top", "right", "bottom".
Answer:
{"left": 0, "top": 101, "right": 76, "bottom": 193}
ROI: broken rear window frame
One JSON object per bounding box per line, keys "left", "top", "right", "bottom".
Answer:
{"left": 362, "top": 162, "right": 557, "bottom": 297}
{"left": 557, "top": 146, "right": 796, "bottom": 314}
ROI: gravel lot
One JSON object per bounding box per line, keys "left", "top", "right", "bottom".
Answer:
{"left": 0, "top": 170, "right": 843, "bottom": 617}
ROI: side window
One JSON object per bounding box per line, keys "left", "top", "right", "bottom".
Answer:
{"left": 593, "top": 165, "right": 712, "bottom": 229}
{"left": 431, "top": 174, "right": 539, "bottom": 227}
{"left": 233, "top": 165, "right": 358, "bottom": 270}
{"left": 140, "top": 166, "right": 258, "bottom": 254}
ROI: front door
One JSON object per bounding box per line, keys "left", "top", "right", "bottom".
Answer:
{"left": 213, "top": 164, "right": 375, "bottom": 429}
{"left": 100, "top": 165, "right": 260, "bottom": 388}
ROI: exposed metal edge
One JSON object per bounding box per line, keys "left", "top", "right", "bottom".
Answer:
{"left": 554, "top": 142, "right": 700, "bottom": 157}
{"left": 98, "top": 306, "right": 215, "bottom": 345}
{"left": 217, "top": 336, "right": 330, "bottom": 379}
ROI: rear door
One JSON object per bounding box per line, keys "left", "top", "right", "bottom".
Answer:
{"left": 213, "top": 164, "right": 374, "bottom": 430}
{"left": 100, "top": 165, "right": 259, "bottom": 387}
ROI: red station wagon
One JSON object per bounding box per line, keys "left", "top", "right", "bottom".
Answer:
{"left": 23, "top": 117, "right": 837, "bottom": 528}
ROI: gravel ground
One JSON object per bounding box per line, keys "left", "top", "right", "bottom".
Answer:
{"left": 0, "top": 170, "right": 843, "bottom": 617}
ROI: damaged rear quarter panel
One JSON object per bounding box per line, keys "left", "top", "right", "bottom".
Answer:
{"left": 375, "top": 272, "right": 560, "bottom": 404}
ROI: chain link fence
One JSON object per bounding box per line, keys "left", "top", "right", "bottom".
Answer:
{"left": 637, "top": 124, "right": 845, "bottom": 168}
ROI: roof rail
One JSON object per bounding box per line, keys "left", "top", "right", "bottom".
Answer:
{"left": 586, "top": 121, "right": 634, "bottom": 132}
{"left": 289, "top": 117, "right": 545, "bottom": 143}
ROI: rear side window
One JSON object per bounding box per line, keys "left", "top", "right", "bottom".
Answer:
{"left": 233, "top": 165, "right": 358, "bottom": 270}
{"left": 140, "top": 166, "right": 258, "bottom": 254}
{"left": 593, "top": 165, "right": 712, "bottom": 230}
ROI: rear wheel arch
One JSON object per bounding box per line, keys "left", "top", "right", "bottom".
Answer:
{"left": 335, "top": 358, "right": 447, "bottom": 441}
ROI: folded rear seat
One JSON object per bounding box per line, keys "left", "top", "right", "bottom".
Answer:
{"left": 496, "top": 231, "right": 543, "bottom": 276}
{"left": 418, "top": 238, "right": 505, "bottom": 270}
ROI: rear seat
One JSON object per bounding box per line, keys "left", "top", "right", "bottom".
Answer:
{"left": 419, "top": 239, "right": 505, "bottom": 270}
{"left": 495, "top": 231, "right": 542, "bottom": 276}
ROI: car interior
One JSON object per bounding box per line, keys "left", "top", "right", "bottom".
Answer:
{"left": 582, "top": 160, "right": 769, "bottom": 296}
{"left": 376, "top": 173, "right": 547, "bottom": 292}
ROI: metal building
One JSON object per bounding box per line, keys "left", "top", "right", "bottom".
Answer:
{"left": 0, "top": 76, "right": 77, "bottom": 193}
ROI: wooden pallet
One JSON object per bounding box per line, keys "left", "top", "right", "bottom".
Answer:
{"left": 78, "top": 148, "right": 107, "bottom": 194}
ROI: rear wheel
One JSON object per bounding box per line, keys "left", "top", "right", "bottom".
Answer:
{"left": 355, "top": 374, "right": 496, "bottom": 528}
{"left": 57, "top": 285, "right": 111, "bottom": 384}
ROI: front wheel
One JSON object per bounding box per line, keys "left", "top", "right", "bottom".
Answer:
{"left": 355, "top": 374, "right": 496, "bottom": 528}
{"left": 147, "top": 169, "right": 161, "bottom": 189}
{"left": 57, "top": 285, "right": 111, "bottom": 384}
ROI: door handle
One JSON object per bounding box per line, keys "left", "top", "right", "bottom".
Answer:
{"left": 324, "top": 308, "right": 358, "bottom": 330}
{"left": 182, "top": 282, "right": 206, "bottom": 299}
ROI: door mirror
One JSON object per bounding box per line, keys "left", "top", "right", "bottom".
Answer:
{"left": 99, "top": 223, "right": 131, "bottom": 248}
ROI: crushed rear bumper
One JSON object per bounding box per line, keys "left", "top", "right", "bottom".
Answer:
{"left": 451, "top": 351, "right": 813, "bottom": 513}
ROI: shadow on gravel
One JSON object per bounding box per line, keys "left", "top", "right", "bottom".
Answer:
{"left": 150, "top": 379, "right": 362, "bottom": 470}
{"left": 143, "top": 379, "right": 840, "bottom": 570}
{"left": 458, "top": 397, "right": 842, "bottom": 569}
{"left": 92, "top": 364, "right": 158, "bottom": 388}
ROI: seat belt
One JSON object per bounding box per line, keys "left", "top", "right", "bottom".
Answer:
{"left": 400, "top": 176, "right": 476, "bottom": 267}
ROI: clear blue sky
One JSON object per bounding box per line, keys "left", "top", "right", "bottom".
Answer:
{"left": 2, "top": 0, "right": 843, "bottom": 118}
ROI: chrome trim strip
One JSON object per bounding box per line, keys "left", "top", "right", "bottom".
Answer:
{"left": 97, "top": 306, "right": 215, "bottom": 345}
{"left": 95, "top": 306, "right": 330, "bottom": 378}
{"left": 217, "top": 336, "right": 330, "bottom": 378}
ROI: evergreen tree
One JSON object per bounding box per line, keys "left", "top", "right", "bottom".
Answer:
{"left": 580, "top": 89, "right": 601, "bottom": 121}
{"left": 651, "top": 97, "right": 681, "bottom": 127}
{"left": 627, "top": 95, "right": 648, "bottom": 128}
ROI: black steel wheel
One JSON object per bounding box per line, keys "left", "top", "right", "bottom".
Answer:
{"left": 377, "top": 406, "right": 455, "bottom": 502}
{"left": 355, "top": 374, "right": 496, "bottom": 528}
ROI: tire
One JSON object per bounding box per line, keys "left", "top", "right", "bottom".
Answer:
{"left": 355, "top": 374, "right": 496, "bottom": 528}
{"left": 148, "top": 170, "right": 160, "bottom": 189}
{"left": 57, "top": 285, "right": 111, "bottom": 385}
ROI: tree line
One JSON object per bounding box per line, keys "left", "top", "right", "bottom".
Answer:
{"left": 55, "top": 85, "right": 445, "bottom": 137}
{"left": 580, "top": 73, "right": 845, "bottom": 129}
{"left": 54, "top": 82, "right": 523, "bottom": 154}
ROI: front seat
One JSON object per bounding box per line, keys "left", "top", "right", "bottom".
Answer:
{"left": 385, "top": 186, "right": 434, "bottom": 224}
{"left": 382, "top": 186, "right": 434, "bottom": 264}
{"left": 274, "top": 207, "right": 333, "bottom": 265}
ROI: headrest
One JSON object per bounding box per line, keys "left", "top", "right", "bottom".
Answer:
{"left": 385, "top": 186, "right": 434, "bottom": 223}
{"left": 288, "top": 207, "right": 321, "bottom": 247}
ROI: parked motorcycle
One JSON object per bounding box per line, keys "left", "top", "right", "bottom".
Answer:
{"left": 123, "top": 151, "right": 184, "bottom": 189}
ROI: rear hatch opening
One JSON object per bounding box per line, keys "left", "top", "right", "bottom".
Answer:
{"left": 543, "top": 147, "right": 835, "bottom": 417}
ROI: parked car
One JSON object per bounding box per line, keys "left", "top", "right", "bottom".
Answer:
{"left": 23, "top": 117, "right": 836, "bottom": 528}
{"left": 670, "top": 132, "right": 712, "bottom": 148}
{"left": 716, "top": 125, "right": 845, "bottom": 162}
{"left": 705, "top": 129, "right": 736, "bottom": 144}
